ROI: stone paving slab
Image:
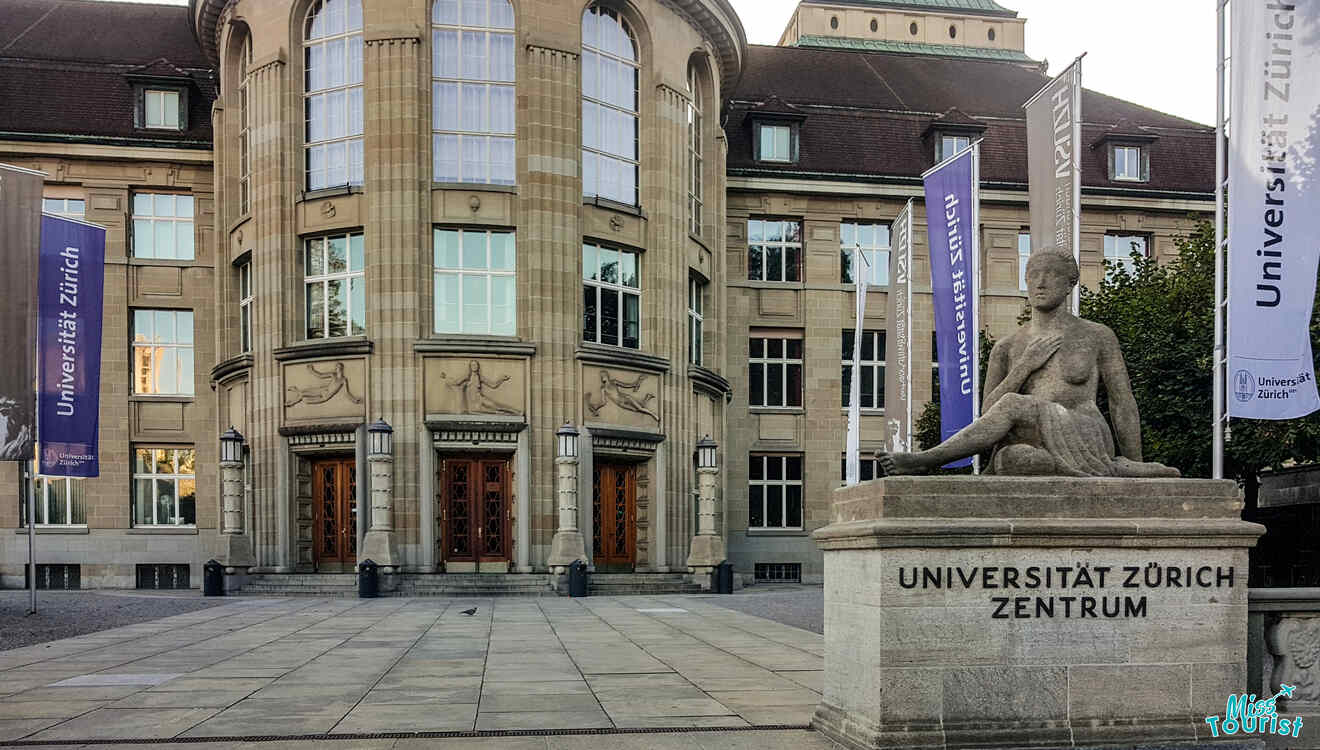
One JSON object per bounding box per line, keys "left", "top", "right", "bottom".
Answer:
{"left": 0, "top": 595, "right": 827, "bottom": 746}
{"left": 0, "top": 730, "right": 842, "bottom": 749}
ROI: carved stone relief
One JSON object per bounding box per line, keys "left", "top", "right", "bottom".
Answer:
{"left": 423, "top": 358, "right": 525, "bottom": 416}
{"left": 585, "top": 368, "right": 661, "bottom": 427}
{"left": 282, "top": 359, "right": 367, "bottom": 423}
{"left": 1266, "top": 614, "right": 1320, "bottom": 711}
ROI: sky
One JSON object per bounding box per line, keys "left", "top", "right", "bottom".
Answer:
{"left": 100, "top": 0, "right": 1217, "bottom": 126}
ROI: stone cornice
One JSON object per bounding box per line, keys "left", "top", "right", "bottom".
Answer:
{"left": 273, "top": 338, "right": 373, "bottom": 362}
{"left": 414, "top": 338, "right": 536, "bottom": 358}
{"left": 209, "top": 353, "right": 253, "bottom": 384}
{"left": 688, "top": 365, "right": 732, "bottom": 398}
{"left": 576, "top": 344, "right": 669, "bottom": 375}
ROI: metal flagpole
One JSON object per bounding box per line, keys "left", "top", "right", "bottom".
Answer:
{"left": 971, "top": 141, "right": 982, "bottom": 475}
{"left": 905, "top": 199, "right": 914, "bottom": 453}
{"left": 1213, "top": 0, "right": 1228, "bottom": 479}
{"left": 25, "top": 462, "right": 35, "bottom": 614}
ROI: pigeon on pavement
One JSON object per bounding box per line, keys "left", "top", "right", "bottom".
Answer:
{"left": 460, "top": 607, "right": 478, "bottom": 616}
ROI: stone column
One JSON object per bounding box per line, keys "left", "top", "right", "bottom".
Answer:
{"left": 548, "top": 455, "right": 587, "bottom": 574}
{"left": 686, "top": 461, "right": 725, "bottom": 580}
{"left": 360, "top": 420, "right": 400, "bottom": 571}
{"left": 219, "top": 457, "right": 255, "bottom": 573}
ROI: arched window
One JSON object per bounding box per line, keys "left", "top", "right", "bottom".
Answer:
{"left": 433, "top": 0, "right": 515, "bottom": 185}
{"left": 238, "top": 35, "right": 252, "bottom": 216}
{"left": 304, "top": 0, "right": 364, "bottom": 191}
{"left": 686, "top": 64, "right": 703, "bottom": 237}
{"left": 582, "top": 5, "right": 638, "bottom": 206}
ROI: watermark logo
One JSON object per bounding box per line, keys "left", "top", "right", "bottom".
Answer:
{"left": 1234, "top": 369, "right": 1256, "bottom": 403}
{"left": 1204, "top": 684, "right": 1303, "bottom": 739}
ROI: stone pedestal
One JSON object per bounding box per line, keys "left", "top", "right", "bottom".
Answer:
{"left": 812, "top": 476, "right": 1265, "bottom": 750}
{"left": 548, "top": 456, "right": 587, "bottom": 574}
{"left": 219, "top": 460, "right": 255, "bottom": 578}
{"left": 686, "top": 466, "right": 725, "bottom": 588}
{"left": 360, "top": 454, "right": 400, "bottom": 572}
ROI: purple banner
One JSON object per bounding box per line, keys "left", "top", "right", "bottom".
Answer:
{"left": 38, "top": 215, "right": 105, "bottom": 477}
{"left": 922, "top": 148, "right": 978, "bottom": 468}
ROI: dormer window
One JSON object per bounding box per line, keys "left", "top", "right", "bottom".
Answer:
{"left": 1111, "top": 144, "right": 1147, "bottom": 182}
{"left": 936, "top": 133, "right": 971, "bottom": 162}
{"left": 758, "top": 123, "right": 794, "bottom": 163}
{"left": 144, "top": 89, "right": 181, "bottom": 129}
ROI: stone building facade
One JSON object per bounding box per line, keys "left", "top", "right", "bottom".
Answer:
{"left": 0, "top": 0, "right": 1215, "bottom": 589}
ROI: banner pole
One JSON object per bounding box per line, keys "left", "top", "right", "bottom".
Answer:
{"left": 1213, "top": 0, "right": 1227, "bottom": 480}
{"left": 25, "top": 463, "right": 35, "bottom": 614}
{"left": 905, "top": 199, "right": 914, "bottom": 452}
{"left": 971, "top": 143, "right": 982, "bottom": 475}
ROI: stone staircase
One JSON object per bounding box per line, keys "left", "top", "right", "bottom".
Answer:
{"left": 234, "top": 571, "right": 701, "bottom": 597}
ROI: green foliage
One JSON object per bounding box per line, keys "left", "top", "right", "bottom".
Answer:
{"left": 1080, "top": 220, "right": 1320, "bottom": 480}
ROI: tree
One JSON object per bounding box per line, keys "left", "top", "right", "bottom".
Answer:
{"left": 1081, "top": 220, "right": 1320, "bottom": 482}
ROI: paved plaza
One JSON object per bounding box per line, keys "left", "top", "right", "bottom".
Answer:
{"left": 0, "top": 594, "right": 838, "bottom": 748}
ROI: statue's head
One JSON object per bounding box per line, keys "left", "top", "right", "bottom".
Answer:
{"left": 1024, "top": 247, "right": 1079, "bottom": 311}
{"left": 469, "top": 361, "right": 480, "bottom": 372}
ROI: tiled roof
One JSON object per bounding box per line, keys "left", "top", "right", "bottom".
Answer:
{"left": 727, "top": 45, "right": 1215, "bottom": 196}
{"left": 795, "top": 34, "right": 1036, "bottom": 63}
{"left": 802, "top": 0, "right": 1019, "bottom": 18}
{"left": 0, "top": 0, "right": 214, "bottom": 147}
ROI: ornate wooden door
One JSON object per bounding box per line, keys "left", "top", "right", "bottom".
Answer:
{"left": 593, "top": 462, "right": 636, "bottom": 569}
{"left": 311, "top": 457, "right": 357, "bottom": 568}
{"left": 441, "top": 457, "right": 511, "bottom": 563}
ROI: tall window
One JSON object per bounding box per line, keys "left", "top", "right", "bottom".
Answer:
{"left": 132, "top": 447, "right": 196, "bottom": 527}
{"left": 21, "top": 472, "right": 85, "bottom": 526}
{"left": 747, "top": 219, "right": 802, "bottom": 282}
{"left": 304, "top": 0, "right": 364, "bottom": 191}
{"left": 842, "top": 329, "right": 885, "bottom": 409}
{"left": 1017, "top": 231, "right": 1031, "bottom": 291}
{"left": 689, "top": 277, "right": 705, "bottom": 367}
{"left": 132, "top": 194, "right": 195, "bottom": 260}
{"left": 42, "top": 197, "right": 85, "bottom": 218}
{"left": 687, "top": 65, "right": 704, "bottom": 236}
{"left": 238, "top": 37, "right": 252, "bottom": 216}
{"left": 749, "top": 334, "right": 803, "bottom": 408}
{"left": 305, "top": 233, "right": 365, "bottom": 339}
{"left": 582, "top": 242, "right": 640, "bottom": 349}
{"left": 749, "top": 455, "right": 802, "bottom": 530}
{"left": 238, "top": 262, "right": 253, "bottom": 354}
{"left": 936, "top": 133, "right": 971, "bottom": 162}
{"left": 432, "top": 0, "right": 515, "bottom": 185}
{"left": 434, "top": 228, "right": 516, "bottom": 336}
{"left": 582, "top": 5, "right": 639, "bottom": 206}
{"left": 840, "top": 221, "right": 891, "bottom": 285}
{"left": 1104, "top": 233, "right": 1149, "bottom": 277}
{"left": 133, "top": 310, "right": 195, "bottom": 396}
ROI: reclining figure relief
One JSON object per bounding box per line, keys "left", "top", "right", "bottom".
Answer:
{"left": 878, "top": 248, "right": 1179, "bottom": 478}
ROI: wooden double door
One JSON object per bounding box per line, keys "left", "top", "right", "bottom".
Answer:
{"left": 440, "top": 456, "right": 511, "bottom": 563}
{"left": 312, "top": 457, "right": 357, "bottom": 570}
{"left": 592, "top": 462, "right": 636, "bottom": 570}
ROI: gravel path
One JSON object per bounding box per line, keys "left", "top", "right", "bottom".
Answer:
{"left": 0, "top": 590, "right": 227, "bottom": 651}
{"left": 702, "top": 583, "right": 824, "bottom": 633}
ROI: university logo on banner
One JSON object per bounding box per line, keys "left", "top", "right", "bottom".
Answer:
{"left": 38, "top": 215, "right": 106, "bottom": 476}
{"left": 0, "top": 164, "right": 42, "bottom": 462}
{"left": 1227, "top": 0, "right": 1320, "bottom": 419}
{"left": 922, "top": 147, "right": 979, "bottom": 468}
{"left": 884, "top": 200, "right": 914, "bottom": 454}
{"left": 1024, "top": 57, "right": 1083, "bottom": 312}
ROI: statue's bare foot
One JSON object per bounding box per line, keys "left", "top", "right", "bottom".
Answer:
{"left": 1111, "top": 457, "right": 1181, "bottom": 478}
{"left": 875, "top": 451, "right": 926, "bottom": 476}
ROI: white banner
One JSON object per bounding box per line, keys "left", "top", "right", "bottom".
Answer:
{"left": 845, "top": 243, "right": 869, "bottom": 486}
{"left": 1228, "top": 0, "right": 1320, "bottom": 419}
{"left": 1024, "top": 56, "right": 1083, "bottom": 313}
{"left": 884, "top": 200, "right": 914, "bottom": 454}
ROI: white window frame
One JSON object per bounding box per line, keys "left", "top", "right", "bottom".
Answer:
{"left": 937, "top": 133, "right": 971, "bottom": 162}
{"left": 1103, "top": 233, "right": 1149, "bottom": 277}
{"left": 688, "top": 277, "right": 705, "bottom": 367}
{"left": 931, "top": 331, "right": 940, "bottom": 397}
{"left": 238, "top": 262, "right": 253, "bottom": 354}
{"left": 1112, "top": 145, "right": 1144, "bottom": 182}
{"left": 747, "top": 219, "right": 802, "bottom": 282}
{"left": 238, "top": 38, "right": 252, "bottom": 216}
{"left": 42, "top": 197, "right": 85, "bottom": 219}
{"left": 304, "top": 0, "right": 364, "bottom": 191}
{"left": 144, "top": 89, "right": 181, "bottom": 130}
{"left": 840, "top": 221, "right": 891, "bottom": 286}
{"left": 304, "top": 233, "right": 366, "bottom": 340}
{"left": 582, "top": 242, "right": 641, "bottom": 349}
{"left": 1017, "top": 231, "right": 1031, "bottom": 291}
{"left": 133, "top": 309, "right": 195, "bottom": 396}
{"left": 582, "top": 5, "right": 640, "bottom": 205}
{"left": 432, "top": 0, "right": 516, "bottom": 185}
{"left": 842, "top": 329, "right": 885, "bottom": 410}
{"left": 758, "top": 123, "right": 792, "bottom": 163}
{"left": 748, "top": 454, "right": 804, "bottom": 530}
{"left": 132, "top": 193, "right": 195, "bottom": 260}
{"left": 22, "top": 471, "right": 86, "bottom": 527}
{"left": 749, "top": 334, "right": 803, "bottom": 409}
{"left": 433, "top": 228, "right": 517, "bottom": 336}
{"left": 132, "top": 447, "right": 197, "bottom": 527}
{"left": 839, "top": 455, "right": 881, "bottom": 483}
{"left": 687, "top": 66, "right": 704, "bottom": 236}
